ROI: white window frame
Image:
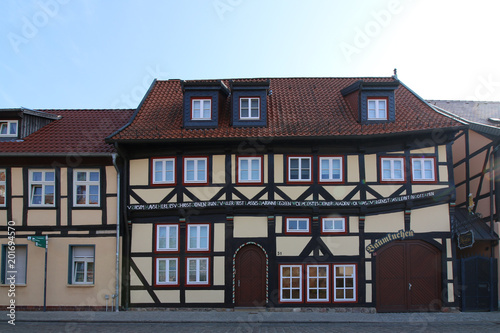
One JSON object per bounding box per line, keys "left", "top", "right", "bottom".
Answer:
{"left": 187, "top": 224, "right": 209, "bottom": 251}
{"left": 2, "top": 245, "right": 27, "bottom": 285}
{"left": 280, "top": 264, "right": 302, "bottom": 302}
{"left": 71, "top": 246, "right": 94, "bottom": 285}
{"left": 322, "top": 217, "right": 346, "bottom": 233}
{"left": 367, "top": 98, "right": 387, "bottom": 120}
{"left": 191, "top": 98, "right": 211, "bottom": 120}
{"left": 152, "top": 158, "right": 176, "bottom": 184}
{"left": 333, "top": 264, "right": 356, "bottom": 302}
{"left": 156, "top": 224, "right": 178, "bottom": 252}
{"left": 319, "top": 157, "right": 343, "bottom": 182}
{"left": 73, "top": 169, "right": 100, "bottom": 207}
{"left": 0, "top": 120, "right": 18, "bottom": 137}
{"left": 239, "top": 97, "right": 260, "bottom": 120}
{"left": 286, "top": 218, "right": 310, "bottom": 233}
{"left": 381, "top": 157, "right": 405, "bottom": 181}
{"left": 412, "top": 157, "right": 435, "bottom": 182}
{"left": 156, "top": 257, "right": 178, "bottom": 285}
{"left": 184, "top": 157, "right": 208, "bottom": 184}
{"left": 186, "top": 257, "right": 209, "bottom": 285}
{"left": 0, "top": 169, "right": 6, "bottom": 207}
{"left": 307, "top": 264, "right": 329, "bottom": 302}
{"left": 237, "top": 157, "right": 262, "bottom": 183}
{"left": 288, "top": 156, "right": 311, "bottom": 182}
{"left": 29, "top": 169, "right": 55, "bottom": 207}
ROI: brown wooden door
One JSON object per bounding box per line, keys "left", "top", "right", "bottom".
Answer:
{"left": 235, "top": 245, "right": 266, "bottom": 307}
{"left": 376, "top": 240, "right": 441, "bottom": 312}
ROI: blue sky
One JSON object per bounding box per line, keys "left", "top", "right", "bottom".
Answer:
{"left": 1, "top": 0, "right": 499, "bottom": 109}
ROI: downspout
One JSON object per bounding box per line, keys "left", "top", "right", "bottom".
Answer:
{"left": 112, "top": 153, "right": 120, "bottom": 312}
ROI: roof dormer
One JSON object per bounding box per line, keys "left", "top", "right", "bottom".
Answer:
{"left": 230, "top": 80, "right": 270, "bottom": 127}
{"left": 0, "top": 107, "right": 60, "bottom": 140}
{"left": 341, "top": 80, "right": 399, "bottom": 124}
{"left": 181, "top": 80, "right": 229, "bottom": 129}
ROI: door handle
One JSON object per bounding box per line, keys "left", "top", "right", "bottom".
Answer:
{"left": 409, "top": 282, "right": 412, "bottom": 291}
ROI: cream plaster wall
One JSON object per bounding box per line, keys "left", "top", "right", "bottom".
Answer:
{"left": 133, "top": 257, "right": 152, "bottom": 286}
{"left": 276, "top": 237, "right": 310, "bottom": 256}
{"left": 322, "top": 236, "right": 359, "bottom": 255}
{"left": 364, "top": 154, "right": 377, "bottom": 182}
{"left": 185, "top": 290, "right": 224, "bottom": 303}
{"left": 27, "top": 210, "right": 57, "bottom": 226}
{"left": 274, "top": 154, "right": 284, "bottom": 183}
{"left": 213, "top": 256, "right": 225, "bottom": 286}
{"left": 130, "top": 159, "right": 149, "bottom": 186}
{"left": 11, "top": 168, "right": 23, "bottom": 196}
{"left": 214, "top": 223, "right": 225, "bottom": 252}
{"left": 277, "top": 186, "right": 308, "bottom": 201}
{"left": 410, "top": 204, "right": 450, "bottom": 233}
{"left": 233, "top": 216, "right": 267, "bottom": 238}
{"left": 364, "top": 211, "right": 404, "bottom": 233}
{"left": 156, "top": 290, "right": 180, "bottom": 303}
{"left": 133, "top": 188, "right": 174, "bottom": 204}
{"left": 347, "top": 155, "right": 359, "bottom": 182}
{"left": 322, "top": 186, "right": 356, "bottom": 201}
{"left": 131, "top": 224, "right": 153, "bottom": 253}
{"left": 212, "top": 155, "right": 226, "bottom": 184}
{"left": 71, "top": 210, "right": 102, "bottom": 226}
{"left": 106, "top": 166, "right": 117, "bottom": 194}
{"left": 60, "top": 167, "right": 67, "bottom": 197}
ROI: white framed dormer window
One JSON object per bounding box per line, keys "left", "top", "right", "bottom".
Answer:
{"left": 152, "top": 158, "right": 176, "bottom": 185}
{"left": 240, "top": 97, "right": 260, "bottom": 120}
{"left": 412, "top": 157, "right": 435, "bottom": 182}
{"left": 0, "top": 120, "right": 18, "bottom": 137}
{"left": 187, "top": 224, "right": 210, "bottom": 252}
{"left": 237, "top": 156, "right": 262, "bottom": 184}
{"left": 0, "top": 169, "right": 6, "bottom": 207}
{"left": 367, "top": 98, "right": 387, "bottom": 120}
{"left": 280, "top": 264, "right": 302, "bottom": 302}
{"left": 186, "top": 257, "right": 209, "bottom": 285}
{"left": 156, "top": 224, "right": 179, "bottom": 252}
{"left": 70, "top": 245, "right": 94, "bottom": 285}
{"left": 381, "top": 157, "right": 405, "bottom": 181}
{"left": 286, "top": 217, "right": 310, "bottom": 234}
{"left": 29, "top": 169, "right": 55, "bottom": 207}
{"left": 191, "top": 98, "right": 211, "bottom": 120}
{"left": 184, "top": 157, "right": 208, "bottom": 184}
{"left": 321, "top": 217, "right": 346, "bottom": 234}
{"left": 333, "top": 264, "right": 357, "bottom": 302}
{"left": 288, "top": 156, "right": 312, "bottom": 182}
{"left": 74, "top": 170, "right": 100, "bottom": 206}
{"left": 156, "top": 257, "right": 178, "bottom": 286}
{"left": 307, "top": 264, "right": 329, "bottom": 302}
{"left": 319, "top": 156, "right": 343, "bottom": 182}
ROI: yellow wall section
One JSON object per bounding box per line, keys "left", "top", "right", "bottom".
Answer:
{"left": 448, "top": 283, "right": 454, "bottom": 302}
{"left": 133, "top": 257, "right": 152, "bottom": 286}
{"left": 364, "top": 211, "right": 404, "bottom": 233}
{"left": 264, "top": 155, "right": 268, "bottom": 183}
{"left": 364, "top": 155, "right": 377, "bottom": 182}
{"left": 184, "top": 187, "right": 220, "bottom": 201}
{"left": 60, "top": 198, "right": 68, "bottom": 226}
{"left": 438, "top": 145, "right": 447, "bottom": 162}
{"left": 347, "top": 155, "right": 359, "bottom": 182}
{"left": 0, "top": 211, "right": 6, "bottom": 225}
{"left": 276, "top": 237, "right": 311, "bottom": 256}
{"left": 185, "top": 290, "right": 224, "bottom": 303}
{"left": 368, "top": 185, "right": 405, "bottom": 198}
{"left": 72, "top": 210, "right": 102, "bottom": 226}
{"left": 133, "top": 188, "right": 174, "bottom": 204}
{"left": 60, "top": 168, "right": 67, "bottom": 196}
{"left": 322, "top": 236, "right": 359, "bottom": 255}
{"left": 231, "top": 155, "right": 236, "bottom": 183}
{"left": 27, "top": 210, "right": 57, "bottom": 226}
{"left": 322, "top": 186, "right": 356, "bottom": 201}
{"left": 106, "top": 197, "right": 117, "bottom": 225}
{"left": 277, "top": 186, "right": 308, "bottom": 201}
{"left": 366, "top": 283, "right": 372, "bottom": 303}
{"left": 349, "top": 216, "right": 359, "bottom": 233}
{"left": 212, "top": 155, "right": 226, "bottom": 184}
{"left": 447, "top": 261, "right": 453, "bottom": 280}
{"left": 131, "top": 224, "right": 153, "bottom": 253}
{"left": 275, "top": 216, "right": 283, "bottom": 234}
{"left": 156, "top": 290, "right": 180, "bottom": 303}
{"left": 213, "top": 256, "right": 225, "bottom": 285}
{"left": 106, "top": 166, "right": 117, "bottom": 193}
{"left": 412, "top": 185, "right": 448, "bottom": 193}
{"left": 131, "top": 290, "right": 154, "bottom": 303}
{"left": 365, "top": 262, "right": 371, "bottom": 280}
{"left": 411, "top": 204, "right": 450, "bottom": 232}
{"left": 11, "top": 167, "right": 23, "bottom": 196}
{"left": 410, "top": 147, "right": 435, "bottom": 154}
{"left": 274, "top": 154, "right": 284, "bottom": 183}
{"left": 233, "top": 216, "right": 267, "bottom": 238}
{"left": 214, "top": 223, "right": 225, "bottom": 252}
{"left": 439, "top": 165, "right": 449, "bottom": 182}
{"left": 130, "top": 159, "right": 149, "bottom": 186}
{"left": 235, "top": 187, "right": 266, "bottom": 200}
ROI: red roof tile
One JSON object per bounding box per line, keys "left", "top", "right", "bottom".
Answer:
{"left": 108, "top": 77, "right": 463, "bottom": 142}
{"left": 0, "top": 109, "right": 134, "bottom": 154}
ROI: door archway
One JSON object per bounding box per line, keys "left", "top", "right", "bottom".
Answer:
{"left": 234, "top": 243, "right": 267, "bottom": 307}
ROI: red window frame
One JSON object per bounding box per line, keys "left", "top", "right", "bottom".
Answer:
{"left": 186, "top": 223, "right": 211, "bottom": 253}
{"left": 332, "top": 263, "right": 358, "bottom": 303}
{"left": 286, "top": 155, "right": 313, "bottom": 184}
{"left": 379, "top": 156, "right": 406, "bottom": 183}
{"left": 305, "top": 264, "right": 330, "bottom": 303}
{"left": 150, "top": 157, "right": 177, "bottom": 186}
{"left": 183, "top": 156, "right": 209, "bottom": 186}
{"left": 236, "top": 156, "right": 264, "bottom": 185}
{"left": 185, "top": 257, "right": 211, "bottom": 286}
{"left": 410, "top": 157, "right": 437, "bottom": 183}
{"left": 154, "top": 223, "right": 180, "bottom": 253}
{"left": 284, "top": 217, "right": 311, "bottom": 235}
{"left": 278, "top": 264, "right": 303, "bottom": 303}
{"left": 318, "top": 155, "right": 344, "bottom": 184}
{"left": 154, "top": 257, "right": 180, "bottom": 287}
{"left": 320, "top": 217, "right": 348, "bottom": 235}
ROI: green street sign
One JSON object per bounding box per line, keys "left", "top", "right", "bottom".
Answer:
{"left": 28, "top": 236, "right": 47, "bottom": 248}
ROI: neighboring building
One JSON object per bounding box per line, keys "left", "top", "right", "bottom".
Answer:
{"left": 0, "top": 107, "right": 133, "bottom": 310}
{"left": 107, "top": 77, "right": 464, "bottom": 312}
{"left": 428, "top": 100, "right": 499, "bottom": 311}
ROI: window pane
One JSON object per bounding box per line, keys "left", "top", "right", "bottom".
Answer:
{"left": 334, "top": 219, "right": 343, "bottom": 230}
{"left": 44, "top": 185, "right": 54, "bottom": 204}
{"left": 32, "top": 172, "right": 42, "bottom": 182}
{"left": 324, "top": 219, "right": 333, "bottom": 230}
{"left": 45, "top": 172, "right": 55, "bottom": 182}
{"left": 289, "top": 220, "right": 297, "bottom": 230}
{"left": 0, "top": 123, "right": 6, "bottom": 134}
{"left": 89, "top": 172, "right": 99, "bottom": 181}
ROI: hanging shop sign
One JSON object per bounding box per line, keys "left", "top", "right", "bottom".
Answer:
{"left": 365, "top": 229, "right": 415, "bottom": 253}
{"left": 127, "top": 191, "right": 437, "bottom": 212}
{"left": 458, "top": 230, "right": 474, "bottom": 249}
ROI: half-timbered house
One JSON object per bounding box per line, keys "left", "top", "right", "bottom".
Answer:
{"left": 0, "top": 107, "right": 133, "bottom": 310}
{"left": 428, "top": 100, "right": 499, "bottom": 311}
{"left": 107, "top": 77, "right": 465, "bottom": 312}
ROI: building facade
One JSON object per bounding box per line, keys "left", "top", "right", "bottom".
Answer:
{"left": 108, "top": 77, "right": 464, "bottom": 311}
{"left": 0, "top": 108, "right": 133, "bottom": 310}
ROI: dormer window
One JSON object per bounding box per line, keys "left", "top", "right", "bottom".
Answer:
{"left": 367, "top": 98, "right": 388, "bottom": 120}
{"left": 240, "top": 97, "right": 260, "bottom": 120}
{"left": 192, "top": 98, "right": 211, "bottom": 120}
{"left": 0, "top": 120, "right": 18, "bottom": 137}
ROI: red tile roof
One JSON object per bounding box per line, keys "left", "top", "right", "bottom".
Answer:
{"left": 0, "top": 109, "right": 134, "bottom": 155}
{"left": 108, "top": 77, "right": 463, "bottom": 142}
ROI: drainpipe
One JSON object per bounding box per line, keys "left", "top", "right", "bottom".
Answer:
{"left": 112, "top": 153, "right": 120, "bottom": 312}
